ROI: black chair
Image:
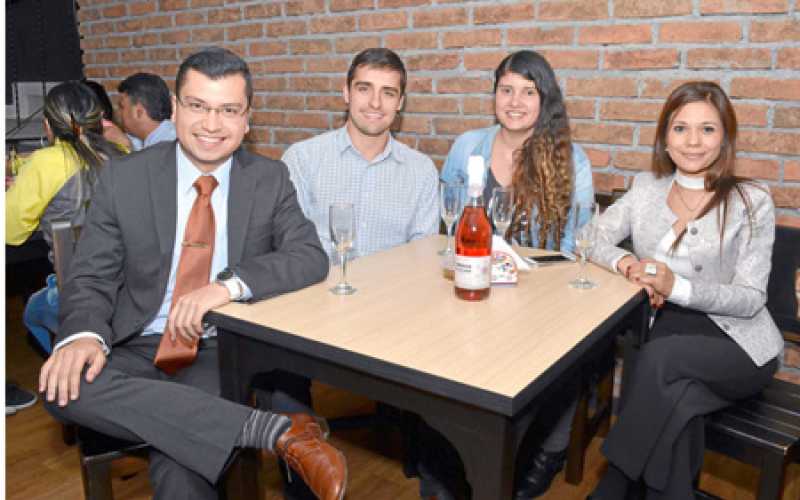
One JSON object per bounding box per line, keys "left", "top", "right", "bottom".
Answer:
{"left": 697, "top": 225, "right": 800, "bottom": 500}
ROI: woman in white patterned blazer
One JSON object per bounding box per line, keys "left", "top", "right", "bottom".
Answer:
{"left": 586, "top": 81, "right": 783, "bottom": 500}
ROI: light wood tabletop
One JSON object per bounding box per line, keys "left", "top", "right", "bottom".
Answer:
{"left": 215, "top": 235, "right": 642, "bottom": 402}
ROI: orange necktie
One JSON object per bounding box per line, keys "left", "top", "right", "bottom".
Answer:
{"left": 154, "top": 175, "right": 218, "bottom": 375}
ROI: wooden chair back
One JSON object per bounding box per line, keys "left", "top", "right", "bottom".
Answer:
{"left": 50, "top": 219, "right": 80, "bottom": 294}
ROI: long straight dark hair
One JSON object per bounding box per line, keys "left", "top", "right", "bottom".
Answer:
{"left": 653, "top": 81, "right": 757, "bottom": 249}
{"left": 44, "top": 81, "right": 121, "bottom": 171}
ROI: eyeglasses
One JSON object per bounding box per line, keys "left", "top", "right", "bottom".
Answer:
{"left": 177, "top": 97, "right": 247, "bottom": 119}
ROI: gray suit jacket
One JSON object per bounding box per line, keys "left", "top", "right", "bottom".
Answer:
{"left": 58, "top": 141, "right": 329, "bottom": 347}
{"left": 588, "top": 172, "right": 782, "bottom": 367}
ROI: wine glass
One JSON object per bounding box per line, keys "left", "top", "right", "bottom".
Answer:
{"left": 438, "top": 180, "right": 463, "bottom": 257}
{"left": 569, "top": 201, "right": 600, "bottom": 289}
{"left": 490, "top": 186, "right": 514, "bottom": 243}
{"left": 329, "top": 202, "right": 356, "bottom": 295}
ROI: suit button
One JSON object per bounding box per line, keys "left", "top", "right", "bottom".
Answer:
{"left": 690, "top": 227, "right": 698, "bottom": 235}
{"left": 694, "top": 264, "right": 703, "bottom": 272}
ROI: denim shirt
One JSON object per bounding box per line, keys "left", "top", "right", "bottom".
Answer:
{"left": 440, "top": 124, "right": 594, "bottom": 253}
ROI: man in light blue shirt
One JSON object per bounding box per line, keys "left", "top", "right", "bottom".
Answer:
{"left": 117, "top": 72, "right": 177, "bottom": 151}
{"left": 279, "top": 48, "right": 439, "bottom": 500}
{"left": 282, "top": 48, "right": 439, "bottom": 260}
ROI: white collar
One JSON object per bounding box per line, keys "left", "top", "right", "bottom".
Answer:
{"left": 176, "top": 145, "right": 232, "bottom": 196}
{"left": 674, "top": 171, "right": 706, "bottom": 190}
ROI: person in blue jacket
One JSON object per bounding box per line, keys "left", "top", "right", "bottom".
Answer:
{"left": 440, "top": 50, "right": 594, "bottom": 253}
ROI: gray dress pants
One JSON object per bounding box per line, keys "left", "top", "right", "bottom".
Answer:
{"left": 45, "top": 335, "right": 252, "bottom": 500}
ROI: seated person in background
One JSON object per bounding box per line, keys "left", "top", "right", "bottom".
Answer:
{"left": 83, "top": 79, "right": 132, "bottom": 151}
{"left": 587, "top": 81, "right": 782, "bottom": 500}
{"left": 39, "top": 47, "right": 346, "bottom": 500}
{"left": 117, "top": 72, "right": 176, "bottom": 151}
{"left": 278, "top": 46, "right": 439, "bottom": 499}
{"left": 423, "top": 50, "right": 594, "bottom": 500}
{"left": 6, "top": 81, "right": 124, "bottom": 354}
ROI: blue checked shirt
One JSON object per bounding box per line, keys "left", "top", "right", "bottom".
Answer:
{"left": 283, "top": 127, "right": 440, "bottom": 258}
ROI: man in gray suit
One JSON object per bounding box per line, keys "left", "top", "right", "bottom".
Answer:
{"left": 39, "top": 48, "right": 346, "bottom": 500}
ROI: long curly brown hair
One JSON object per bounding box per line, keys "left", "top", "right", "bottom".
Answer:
{"left": 498, "top": 51, "right": 573, "bottom": 249}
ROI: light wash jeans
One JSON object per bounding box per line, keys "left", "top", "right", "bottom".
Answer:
{"left": 23, "top": 273, "right": 59, "bottom": 354}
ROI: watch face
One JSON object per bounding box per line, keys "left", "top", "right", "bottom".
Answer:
{"left": 216, "top": 268, "right": 234, "bottom": 281}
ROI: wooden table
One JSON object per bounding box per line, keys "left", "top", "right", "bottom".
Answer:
{"left": 209, "top": 235, "right": 647, "bottom": 499}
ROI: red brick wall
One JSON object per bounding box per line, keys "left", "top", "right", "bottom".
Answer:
{"left": 77, "top": 0, "right": 800, "bottom": 226}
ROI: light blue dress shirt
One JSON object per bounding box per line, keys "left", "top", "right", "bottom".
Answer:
{"left": 440, "top": 124, "right": 594, "bottom": 253}
{"left": 53, "top": 145, "right": 252, "bottom": 352}
{"left": 129, "top": 120, "right": 177, "bottom": 151}
{"left": 282, "top": 126, "right": 440, "bottom": 259}
{"left": 141, "top": 145, "right": 237, "bottom": 337}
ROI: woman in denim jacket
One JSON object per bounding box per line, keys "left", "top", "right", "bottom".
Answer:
{"left": 417, "top": 50, "right": 594, "bottom": 500}
{"left": 440, "top": 51, "right": 594, "bottom": 253}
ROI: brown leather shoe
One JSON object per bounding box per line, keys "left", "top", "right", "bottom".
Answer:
{"left": 275, "top": 413, "right": 347, "bottom": 500}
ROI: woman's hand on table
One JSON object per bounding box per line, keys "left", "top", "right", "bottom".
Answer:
{"left": 618, "top": 256, "right": 668, "bottom": 309}
{"left": 627, "top": 259, "right": 675, "bottom": 309}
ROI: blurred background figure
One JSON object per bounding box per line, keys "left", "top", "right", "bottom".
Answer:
{"left": 83, "top": 79, "right": 132, "bottom": 151}
{"left": 116, "top": 72, "right": 175, "bottom": 151}
{"left": 6, "top": 81, "right": 124, "bottom": 357}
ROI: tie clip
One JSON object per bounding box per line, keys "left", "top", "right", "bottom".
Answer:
{"left": 182, "top": 241, "right": 209, "bottom": 248}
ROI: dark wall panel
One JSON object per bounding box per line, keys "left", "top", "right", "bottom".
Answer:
{"left": 6, "top": 0, "right": 83, "bottom": 89}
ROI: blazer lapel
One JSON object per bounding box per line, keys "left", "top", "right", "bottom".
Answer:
{"left": 228, "top": 149, "right": 256, "bottom": 265}
{"left": 149, "top": 143, "right": 178, "bottom": 266}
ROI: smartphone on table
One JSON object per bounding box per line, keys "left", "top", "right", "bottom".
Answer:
{"left": 523, "top": 253, "right": 576, "bottom": 266}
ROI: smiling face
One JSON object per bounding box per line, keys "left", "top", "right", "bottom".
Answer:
{"left": 343, "top": 65, "right": 404, "bottom": 140}
{"left": 665, "top": 101, "right": 724, "bottom": 178}
{"left": 173, "top": 69, "right": 249, "bottom": 173}
{"left": 494, "top": 71, "right": 541, "bottom": 134}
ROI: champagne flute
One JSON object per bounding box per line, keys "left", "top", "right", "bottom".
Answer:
{"left": 490, "top": 186, "right": 514, "bottom": 243}
{"left": 569, "top": 201, "right": 600, "bottom": 289}
{"left": 438, "top": 180, "right": 464, "bottom": 257}
{"left": 329, "top": 202, "right": 356, "bottom": 295}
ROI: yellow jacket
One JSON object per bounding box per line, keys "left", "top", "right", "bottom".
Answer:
{"left": 6, "top": 140, "right": 83, "bottom": 245}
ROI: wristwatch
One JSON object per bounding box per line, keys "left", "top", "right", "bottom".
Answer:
{"left": 215, "top": 268, "right": 244, "bottom": 301}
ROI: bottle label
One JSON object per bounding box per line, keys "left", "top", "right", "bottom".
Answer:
{"left": 454, "top": 255, "right": 491, "bottom": 290}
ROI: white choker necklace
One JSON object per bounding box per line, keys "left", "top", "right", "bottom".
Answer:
{"left": 674, "top": 171, "right": 706, "bottom": 190}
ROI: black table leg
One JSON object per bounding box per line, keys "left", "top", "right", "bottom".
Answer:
{"left": 218, "top": 331, "right": 262, "bottom": 500}
{"left": 424, "top": 411, "right": 515, "bottom": 500}
{"left": 619, "top": 296, "right": 651, "bottom": 411}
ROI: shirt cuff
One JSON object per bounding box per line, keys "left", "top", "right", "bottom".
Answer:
{"left": 53, "top": 332, "right": 110, "bottom": 356}
{"left": 237, "top": 277, "right": 253, "bottom": 301}
{"left": 220, "top": 276, "right": 252, "bottom": 301}
{"left": 667, "top": 275, "right": 693, "bottom": 307}
{"left": 610, "top": 252, "right": 633, "bottom": 275}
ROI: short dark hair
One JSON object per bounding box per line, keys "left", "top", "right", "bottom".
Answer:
{"left": 175, "top": 47, "right": 253, "bottom": 108}
{"left": 118, "top": 73, "right": 172, "bottom": 122}
{"left": 346, "top": 48, "right": 406, "bottom": 95}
